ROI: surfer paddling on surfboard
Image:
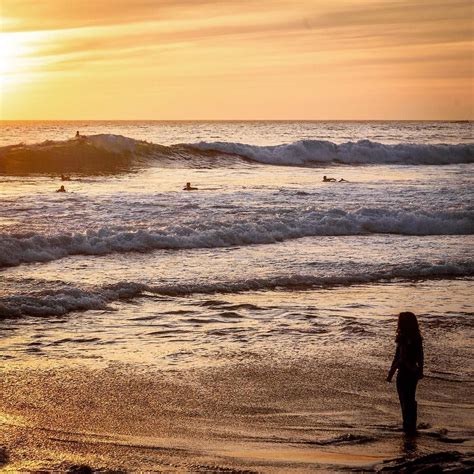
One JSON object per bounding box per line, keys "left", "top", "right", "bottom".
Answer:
{"left": 183, "top": 182, "right": 198, "bottom": 191}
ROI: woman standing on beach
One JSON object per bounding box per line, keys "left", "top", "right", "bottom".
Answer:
{"left": 387, "top": 312, "right": 424, "bottom": 435}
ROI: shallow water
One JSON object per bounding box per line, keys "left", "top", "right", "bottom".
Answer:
{"left": 1, "top": 281, "right": 472, "bottom": 372}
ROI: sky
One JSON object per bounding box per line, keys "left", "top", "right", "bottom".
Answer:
{"left": 0, "top": 0, "right": 473, "bottom": 120}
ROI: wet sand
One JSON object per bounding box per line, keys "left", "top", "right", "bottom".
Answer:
{"left": 1, "top": 347, "right": 472, "bottom": 472}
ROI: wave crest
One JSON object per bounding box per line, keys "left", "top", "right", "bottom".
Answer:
{"left": 1, "top": 263, "right": 472, "bottom": 318}
{"left": 190, "top": 139, "right": 474, "bottom": 166}
{"left": 0, "top": 134, "right": 237, "bottom": 175}
{"left": 0, "top": 134, "right": 472, "bottom": 174}
{"left": 1, "top": 208, "right": 472, "bottom": 267}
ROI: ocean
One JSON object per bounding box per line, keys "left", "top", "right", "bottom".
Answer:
{"left": 0, "top": 121, "right": 473, "bottom": 470}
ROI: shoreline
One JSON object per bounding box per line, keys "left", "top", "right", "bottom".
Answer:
{"left": 1, "top": 354, "right": 472, "bottom": 472}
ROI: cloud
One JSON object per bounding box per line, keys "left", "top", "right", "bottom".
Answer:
{"left": 3, "top": 0, "right": 472, "bottom": 59}
{"left": 308, "top": 0, "right": 472, "bottom": 27}
{"left": 1, "top": 0, "right": 272, "bottom": 32}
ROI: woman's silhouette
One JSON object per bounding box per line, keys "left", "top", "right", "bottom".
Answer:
{"left": 387, "top": 312, "right": 424, "bottom": 435}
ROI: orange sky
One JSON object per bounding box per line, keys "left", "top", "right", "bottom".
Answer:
{"left": 1, "top": 0, "right": 473, "bottom": 120}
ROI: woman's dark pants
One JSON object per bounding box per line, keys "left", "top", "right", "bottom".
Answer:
{"left": 396, "top": 371, "right": 418, "bottom": 434}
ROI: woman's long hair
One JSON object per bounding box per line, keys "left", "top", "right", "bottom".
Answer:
{"left": 396, "top": 311, "right": 422, "bottom": 343}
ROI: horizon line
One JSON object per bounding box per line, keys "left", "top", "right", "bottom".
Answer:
{"left": 1, "top": 119, "right": 472, "bottom": 122}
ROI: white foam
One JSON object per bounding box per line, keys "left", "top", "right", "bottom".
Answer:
{"left": 0, "top": 282, "right": 147, "bottom": 318}
{"left": 190, "top": 139, "right": 474, "bottom": 165}
{"left": 1, "top": 209, "right": 472, "bottom": 267}
{"left": 1, "top": 263, "right": 472, "bottom": 318}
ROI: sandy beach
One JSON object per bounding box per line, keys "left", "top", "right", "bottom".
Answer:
{"left": 1, "top": 337, "right": 472, "bottom": 472}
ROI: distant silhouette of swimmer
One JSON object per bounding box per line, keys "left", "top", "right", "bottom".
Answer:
{"left": 183, "top": 182, "right": 198, "bottom": 191}
{"left": 76, "top": 131, "right": 80, "bottom": 137}
{"left": 61, "top": 174, "right": 71, "bottom": 181}
{"left": 339, "top": 178, "right": 348, "bottom": 182}
{"left": 323, "top": 175, "right": 336, "bottom": 182}
{"left": 387, "top": 311, "right": 424, "bottom": 435}
{"left": 56, "top": 185, "right": 66, "bottom": 193}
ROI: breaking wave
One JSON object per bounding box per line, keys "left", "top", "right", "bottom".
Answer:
{"left": 191, "top": 139, "right": 474, "bottom": 166}
{"left": 0, "top": 134, "right": 472, "bottom": 174}
{"left": 1, "top": 262, "right": 472, "bottom": 318}
{"left": 0, "top": 134, "right": 243, "bottom": 175}
{"left": 1, "top": 208, "right": 473, "bottom": 267}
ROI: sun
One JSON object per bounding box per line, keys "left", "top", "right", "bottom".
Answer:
{"left": 0, "top": 33, "right": 30, "bottom": 76}
{"left": 0, "top": 32, "right": 40, "bottom": 95}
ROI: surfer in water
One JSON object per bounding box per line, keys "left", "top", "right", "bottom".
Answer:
{"left": 56, "top": 185, "right": 67, "bottom": 193}
{"left": 323, "top": 176, "right": 348, "bottom": 182}
{"left": 183, "top": 182, "right": 198, "bottom": 191}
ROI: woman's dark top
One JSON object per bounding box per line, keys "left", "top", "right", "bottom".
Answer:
{"left": 389, "top": 335, "right": 424, "bottom": 378}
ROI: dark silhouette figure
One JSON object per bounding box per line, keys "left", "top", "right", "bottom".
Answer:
{"left": 323, "top": 175, "right": 336, "bottom": 182}
{"left": 183, "top": 182, "right": 198, "bottom": 191}
{"left": 387, "top": 312, "right": 424, "bottom": 435}
{"left": 339, "top": 178, "right": 348, "bottom": 182}
{"left": 56, "top": 185, "right": 66, "bottom": 192}
{"left": 76, "top": 131, "right": 80, "bottom": 138}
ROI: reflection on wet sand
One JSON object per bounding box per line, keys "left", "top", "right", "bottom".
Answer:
{"left": 0, "top": 338, "right": 472, "bottom": 472}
